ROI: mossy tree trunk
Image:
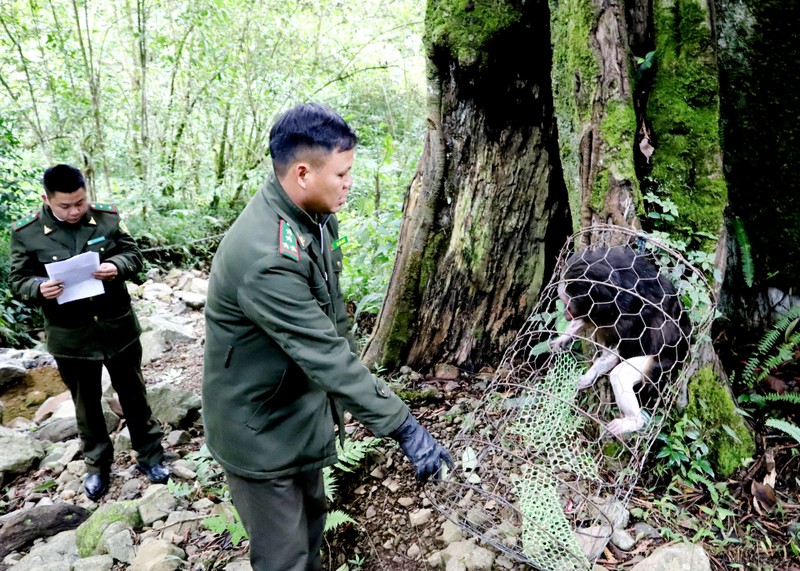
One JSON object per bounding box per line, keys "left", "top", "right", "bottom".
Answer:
{"left": 362, "top": 0, "right": 571, "bottom": 372}
{"left": 715, "top": 0, "right": 800, "bottom": 331}
{"left": 550, "top": 0, "right": 643, "bottom": 244}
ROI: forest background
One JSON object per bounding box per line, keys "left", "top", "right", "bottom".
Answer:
{"left": 0, "top": 0, "right": 426, "bottom": 344}
{"left": 1, "top": 0, "right": 800, "bottom": 568}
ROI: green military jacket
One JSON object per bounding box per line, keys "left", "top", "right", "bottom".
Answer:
{"left": 9, "top": 203, "right": 143, "bottom": 359}
{"left": 203, "top": 173, "right": 408, "bottom": 479}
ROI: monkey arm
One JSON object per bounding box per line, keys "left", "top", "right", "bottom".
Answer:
{"left": 577, "top": 349, "right": 619, "bottom": 389}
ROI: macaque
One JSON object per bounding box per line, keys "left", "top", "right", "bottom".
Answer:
{"left": 550, "top": 246, "right": 691, "bottom": 435}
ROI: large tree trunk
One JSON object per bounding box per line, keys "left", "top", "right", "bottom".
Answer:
{"left": 362, "top": 0, "right": 571, "bottom": 373}
{"left": 715, "top": 0, "right": 800, "bottom": 332}
{"left": 550, "top": 0, "right": 642, "bottom": 241}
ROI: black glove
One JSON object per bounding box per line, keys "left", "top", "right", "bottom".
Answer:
{"left": 390, "top": 413, "right": 454, "bottom": 483}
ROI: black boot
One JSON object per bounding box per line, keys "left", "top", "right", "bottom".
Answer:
{"left": 84, "top": 472, "right": 109, "bottom": 500}
{"left": 137, "top": 462, "right": 170, "bottom": 483}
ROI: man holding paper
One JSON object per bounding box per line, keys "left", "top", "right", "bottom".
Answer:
{"left": 9, "top": 164, "right": 169, "bottom": 500}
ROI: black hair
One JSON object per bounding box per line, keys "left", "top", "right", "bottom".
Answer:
{"left": 42, "top": 164, "right": 86, "bottom": 196}
{"left": 268, "top": 102, "right": 357, "bottom": 178}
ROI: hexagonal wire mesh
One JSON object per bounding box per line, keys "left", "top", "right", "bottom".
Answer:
{"left": 426, "top": 225, "right": 716, "bottom": 570}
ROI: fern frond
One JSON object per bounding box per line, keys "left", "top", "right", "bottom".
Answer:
{"left": 323, "top": 466, "right": 338, "bottom": 502}
{"left": 765, "top": 418, "right": 800, "bottom": 445}
{"left": 335, "top": 436, "right": 381, "bottom": 473}
{"left": 733, "top": 217, "right": 754, "bottom": 288}
{"left": 761, "top": 391, "right": 800, "bottom": 405}
{"left": 324, "top": 509, "right": 356, "bottom": 533}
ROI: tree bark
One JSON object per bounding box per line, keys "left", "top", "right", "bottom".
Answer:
{"left": 550, "top": 0, "right": 642, "bottom": 245}
{"left": 362, "top": 0, "right": 571, "bottom": 372}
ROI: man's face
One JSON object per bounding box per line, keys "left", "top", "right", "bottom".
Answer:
{"left": 301, "top": 148, "right": 354, "bottom": 215}
{"left": 44, "top": 188, "right": 89, "bottom": 224}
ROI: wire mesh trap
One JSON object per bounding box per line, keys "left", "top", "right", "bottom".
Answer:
{"left": 427, "top": 225, "right": 716, "bottom": 570}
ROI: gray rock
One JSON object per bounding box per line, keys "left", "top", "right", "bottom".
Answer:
{"left": 138, "top": 484, "right": 178, "bottom": 525}
{"left": 633, "top": 521, "right": 661, "bottom": 540}
{"left": 141, "top": 283, "right": 173, "bottom": 302}
{"left": 141, "top": 315, "right": 196, "bottom": 344}
{"left": 39, "top": 440, "right": 81, "bottom": 473}
{"left": 129, "top": 538, "right": 185, "bottom": 571}
{"left": 146, "top": 384, "right": 201, "bottom": 427}
{"left": 587, "top": 495, "right": 629, "bottom": 529}
{"left": 165, "top": 429, "right": 191, "bottom": 446}
{"left": 440, "top": 539, "right": 495, "bottom": 571}
{"left": 629, "top": 543, "right": 711, "bottom": 571}
{"left": 409, "top": 508, "right": 433, "bottom": 527}
{"left": 72, "top": 554, "right": 114, "bottom": 571}
{"left": 0, "top": 426, "right": 46, "bottom": 482}
{"left": 8, "top": 529, "right": 79, "bottom": 570}
{"left": 223, "top": 558, "right": 253, "bottom": 571}
{"left": 32, "top": 417, "right": 79, "bottom": 443}
{"left": 441, "top": 519, "right": 465, "bottom": 544}
{"left": 611, "top": 528, "right": 636, "bottom": 551}
{"left": 140, "top": 330, "right": 168, "bottom": 365}
{"left": 574, "top": 524, "right": 613, "bottom": 561}
{"left": 174, "top": 290, "right": 206, "bottom": 309}
{"left": 0, "top": 359, "right": 26, "bottom": 390}
{"left": 103, "top": 527, "right": 136, "bottom": 563}
{"left": 162, "top": 510, "right": 203, "bottom": 536}
{"left": 115, "top": 426, "right": 132, "bottom": 453}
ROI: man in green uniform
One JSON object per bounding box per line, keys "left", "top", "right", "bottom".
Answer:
{"left": 9, "top": 164, "right": 169, "bottom": 500}
{"left": 203, "top": 103, "right": 452, "bottom": 570}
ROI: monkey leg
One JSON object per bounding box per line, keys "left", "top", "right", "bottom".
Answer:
{"left": 577, "top": 349, "right": 619, "bottom": 389}
{"left": 606, "top": 356, "right": 653, "bottom": 435}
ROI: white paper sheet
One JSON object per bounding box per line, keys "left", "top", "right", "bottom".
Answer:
{"left": 45, "top": 251, "right": 106, "bottom": 305}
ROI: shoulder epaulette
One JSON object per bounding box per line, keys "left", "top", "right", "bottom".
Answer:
{"left": 279, "top": 220, "right": 300, "bottom": 262}
{"left": 13, "top": 212, "right": 38, "bottom": 231}
{"left": 90, "top": 202, "right": 118, "bottom": 214}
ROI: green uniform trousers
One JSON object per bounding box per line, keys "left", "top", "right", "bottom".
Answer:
{"left": 226, "top": 469, "right": 327, "bottom": 571}
{"left": 54, "top": 340, "right": 164, "bottom": 474}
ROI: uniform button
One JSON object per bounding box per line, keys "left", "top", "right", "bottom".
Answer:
{"left": 93, "top": 316, "right": 99, "bottom": 322}
{"left": 52, "top": 256, "right": 58, "bottom": 260}
{"left": 100, "top": 247, "right": 105, "bottom": 252}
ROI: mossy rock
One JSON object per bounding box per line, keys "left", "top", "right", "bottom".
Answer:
{"left": 685, "top": 367, "right": 755, "bottom": 477}
{"left": 75, "top": 500, "right": 142, "bottom": 558}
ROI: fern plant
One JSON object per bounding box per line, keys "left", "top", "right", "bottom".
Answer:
{"left": 765, "top": 418, "right": 800, "bottom": 445}
{"left": 740, "top": 306, "right": 800, "bottom": 389}
{"left": 322, "top": 436, "right": 382, "bottom": 533}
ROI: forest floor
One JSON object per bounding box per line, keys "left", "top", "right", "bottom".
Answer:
{"left": 139, "top": 331, "right": 800, "bottom": 571}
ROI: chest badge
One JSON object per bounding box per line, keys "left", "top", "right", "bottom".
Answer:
{"left": 331, "top": 236, "right": 349, "bottom": 250}
{"left": 279, "top": 220, "right": 300, "bottom": 262}
{"left": 87, "top": 236, "right": 106, "bottom": 246}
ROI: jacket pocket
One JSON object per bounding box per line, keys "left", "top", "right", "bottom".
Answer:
{"left": 87, "top": 237, "right": 116, "bottom": 256}
{"left": 37, "top": 249, "right": 72, "bottom": 264}
{"left": 245, "top": 369, "right": 287, "bottom": 432}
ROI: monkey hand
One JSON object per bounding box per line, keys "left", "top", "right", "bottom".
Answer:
{"left": 549, "top": 334, "right": 572, "bottom": 353}
{"left": 577, "top": 369, "right": 598, "bottom": 390}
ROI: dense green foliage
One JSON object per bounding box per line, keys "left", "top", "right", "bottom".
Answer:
{"left": 0, "top": 0, "right": 427, "bottom": 344}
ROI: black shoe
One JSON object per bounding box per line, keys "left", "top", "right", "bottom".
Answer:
{"left": 85, "top": 472, "right": 109, "bottom": 500}
{"left": 137, "top": 461, "right": 170, "bottom": 483}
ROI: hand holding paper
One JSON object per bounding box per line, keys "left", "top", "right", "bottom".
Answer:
{"left": 45, "top": 251, "right": 106, "bottom": 304}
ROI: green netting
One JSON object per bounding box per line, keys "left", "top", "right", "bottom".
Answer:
{"left": 515, "top": 465, "right": 590, "bottom": 571}
{"left": 507, "top": 354, "right": 599, "bottom": 480}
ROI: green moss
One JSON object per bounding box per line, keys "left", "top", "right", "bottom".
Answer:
{"left": 396, "top": 387, "right": 441, "bottom": 403}
{"left": 76, "top": 500, "right": 143, "bottom": 558}
{"left": 549, "top": 0, "right": 601, "bottom": 229}
{"left": 425, "top": 0, "right": 521, "bottom": 66}
{"left": 647, "top": 0, "right": 726, "bottom": 250}
{"left": 685, "top": 367, "right": 755, "bottom": 477}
